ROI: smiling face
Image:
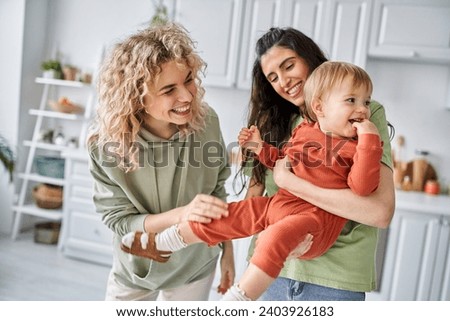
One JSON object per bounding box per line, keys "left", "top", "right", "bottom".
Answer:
{"left": 261, "top": 46, "right": 310, "bottom": 107}
{"left": 142, "top": 60, "right": 197, "bottom": 139}
{"left": 313, "top": 76, "right": 372, "bottom": 138}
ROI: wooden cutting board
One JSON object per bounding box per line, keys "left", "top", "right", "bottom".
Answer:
{"left": 394, "top": 159, "right": 437, "bottom": 191}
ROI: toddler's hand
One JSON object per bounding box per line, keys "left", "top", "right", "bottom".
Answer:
{"left": 238, "top": 125, "right": 263, "bottom": 154}
{"left": 273, "top": 156, "right": 293, "bottom": 189}
{"left": 352, "top": 119, "right": 379, "bottom": 136}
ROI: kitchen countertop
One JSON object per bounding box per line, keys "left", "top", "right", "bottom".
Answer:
{"left": 395, "top": 190, "right": 450, "bottom": 216}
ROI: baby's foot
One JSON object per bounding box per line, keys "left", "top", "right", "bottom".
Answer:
{"left": 121, "top": 231, "right": 172, "bottom": 262}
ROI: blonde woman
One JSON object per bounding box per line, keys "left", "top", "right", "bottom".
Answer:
{"left": 88, "top": 22, "right": 234, "bottom": 301}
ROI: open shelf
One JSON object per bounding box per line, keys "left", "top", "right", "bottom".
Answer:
{"left": 18, "top": 173, "right": 65, "bottom": 186}
{"left": 12, "top": 76, "right": 95, "bottom": 241}
{"left": 12, "top": 204, "right": 63, "bottom": 221}
{"left": 23, "top": 140, "right": 78, "bottom": 152}
{"left": 29, "top": 109, "right": 84, "bottom": 120}
{"left": 35, "top": 77, "right": 91, "bottom": 88}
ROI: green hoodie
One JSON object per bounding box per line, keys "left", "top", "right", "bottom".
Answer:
{"left": 88, "top": 106, "right": 230, "bottom": 290}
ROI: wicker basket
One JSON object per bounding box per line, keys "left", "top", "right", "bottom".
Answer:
{"left": 32, "top": 184, "right": 63, "bottom": 209}
{"left": 35, "top": 156, "right": 65, "bottom": 179}
{"left": 48, "top": 100, "right": 83, "bottom": 114}
{"left": 34, "top": 221, "right": 61, "bottom": 244}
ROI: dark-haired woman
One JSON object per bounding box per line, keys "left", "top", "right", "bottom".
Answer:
{"left": 243, "top": 27, "right": 395, "bottom": 301}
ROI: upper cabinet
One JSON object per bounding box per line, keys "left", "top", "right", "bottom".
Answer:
{"left": 172, "top": 0, "right": 245, "bottom": 87}
{"left": 283, "top": 0, "right": 373, "bottom": 67}
{"left": 284, "top": 0, "right": 327, "bottom": 47}
{"left": 322, "top": 0, "right": 373, "bottom": 67}
{"left": 233, "top": 0, "right": 373, "bottom": 89}
{"left": 171, "top": 0, "right": 448, "bottom": 89}
{"left": 236, "top": 0, "right": 292, "bottom": 89}
{"left": 368, "top": 0, "right": 450, "bottom": 63}
{"left": 172, "top": 0, "right": 373, "bottom": 89}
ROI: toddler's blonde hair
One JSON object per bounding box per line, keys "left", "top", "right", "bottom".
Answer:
{"left": 304, "top": 61, "right": 373, "bottom": 122}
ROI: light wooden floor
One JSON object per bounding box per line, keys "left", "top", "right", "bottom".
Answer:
{"left": 0, "top": 228, "right": 251, "bottom": 301}
{"left": 0, "top": 231, "right": 110, "bottom": 301}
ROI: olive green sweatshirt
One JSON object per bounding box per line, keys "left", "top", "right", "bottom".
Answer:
{"left": 88, "top": 106, "right": 230, "bottom": 290}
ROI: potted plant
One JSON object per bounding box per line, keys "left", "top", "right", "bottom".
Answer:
{"left": 150, "top": 0, "right": 169, "bottom": 26}
{"left": 41, "top": 59, "right": 63, "bottom": 79}
{"left": 0, "top": 135, "right": 15, "bottom": 182}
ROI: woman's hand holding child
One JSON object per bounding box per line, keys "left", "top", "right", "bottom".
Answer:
{"left": 180, "top": 194, "right": 229, "bottom": 224}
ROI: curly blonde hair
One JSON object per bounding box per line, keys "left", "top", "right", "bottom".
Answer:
{"left": 89, "top": 22, "right": 208, "bottom": 171}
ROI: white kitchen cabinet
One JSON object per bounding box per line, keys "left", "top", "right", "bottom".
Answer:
{"left": 173, "top": 0, "right": 288, "bottom": 89}
{"left": 237, "top": 0, "right": 374, "bottom": 88}
{"left": 284, "top": 0, "right": 327, "bottom": 46}
{"left": 172, "top": 0, "right": 373, "bottom": 89}
{"left": 429, "top": 217, "right": 450, "bottom": 300}
{"left": 284, "top": 0, "right": 373, "bottom": 67}
{"left": 369, "top": 0, "right": 450, "bottom": 63}
{"left": 321, "top": 0, "right": 373, "bottom": 67}
{"left": 172, "top": 0, "right": 245, "bottom": 87}
{"left": 236, "top": 0, "right": 291, "bottom": 89}
{"left": 369, "top": 191, "right": 450, "bottom": 300}
{"left": 59, "top": 150, "right": 113, "bottom": 266}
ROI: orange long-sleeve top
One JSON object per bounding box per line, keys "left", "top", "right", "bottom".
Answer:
{"left": 258, "top": 121, "right": 383, "bottom": 196}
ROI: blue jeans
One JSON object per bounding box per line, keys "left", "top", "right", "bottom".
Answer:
{"left": 260, "top": 277, "right": 365, "bottom": 301}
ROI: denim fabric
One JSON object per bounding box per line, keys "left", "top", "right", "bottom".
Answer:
{"left": 260, "top": 277, "right": 365, "bottom": 301}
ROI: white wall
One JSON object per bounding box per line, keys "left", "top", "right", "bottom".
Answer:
{"left": 366, "top": 59, "right": 450, "bottom": 185}
{"left": 45, "top": 0, "right": 155, "bottom": 72}
{"left": 0, "top": 0, "right": 24, "bottom": 147}
{"left": 203, "top": 87, "right": 249, "bottom": 148}
{"left": 0, "top": 0, "right": 26, "bottom": 234}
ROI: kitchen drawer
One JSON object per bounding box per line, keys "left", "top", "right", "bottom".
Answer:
{"left": 67, "top": 185, "right": 95, "bottom": 207}
{"left": 69, "top": 159, "right": 93, "bottom": 183}
{"left": 68, "top": 210, "right": 113, "bottom": 246}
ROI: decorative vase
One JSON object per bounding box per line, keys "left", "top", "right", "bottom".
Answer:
{"left": 62, "top": 66, "right": 78, "bottom": 81}
{"left": 43, "top": 70, "right": 56, "bottom": 79}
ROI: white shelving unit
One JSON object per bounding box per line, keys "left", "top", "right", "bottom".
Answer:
{"left": 11, "top": 77, "right": 95, "bottom": 241}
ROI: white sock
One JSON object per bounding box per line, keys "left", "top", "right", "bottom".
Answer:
{"left": 220, "top": 284, "right": 252, "bottom": 301}
{"left": 155, "top": 225, "right": 188, "bottom": 252}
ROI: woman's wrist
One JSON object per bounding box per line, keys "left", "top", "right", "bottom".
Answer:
{"left": 176, "top": 205, "right": 188, "bottom": 224}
